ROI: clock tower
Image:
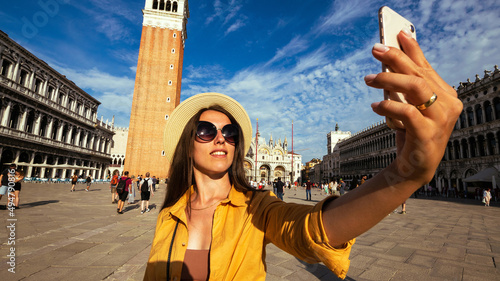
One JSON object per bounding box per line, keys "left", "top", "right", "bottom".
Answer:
{"left": 124, "top": 0, "right": 189, "bottom": 178}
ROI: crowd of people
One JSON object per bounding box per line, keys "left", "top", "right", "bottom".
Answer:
{"left": 109, "top": 171, "right": 158, "bottom": 214}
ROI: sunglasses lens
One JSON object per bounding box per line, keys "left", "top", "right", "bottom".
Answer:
{"left": 222, "top": 124, "right": 239, "bottom": 144}
{"left": 197, "top": 121, "right": 216, "bottom": 141}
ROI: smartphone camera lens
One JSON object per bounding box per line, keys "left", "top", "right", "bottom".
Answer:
{"left": 410, "top": 25, "right": 415, "bottom": 33}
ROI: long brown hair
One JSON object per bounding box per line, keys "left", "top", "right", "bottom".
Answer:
{"left": 161, "top": 105, "right": 255, "bottom": 210}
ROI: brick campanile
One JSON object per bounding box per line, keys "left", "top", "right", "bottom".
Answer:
{"left": 124, "top": 0, "right": 189, "bottom": 178}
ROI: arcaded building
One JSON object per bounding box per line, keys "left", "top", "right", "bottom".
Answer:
{"left": 437, "top": 66, "right": 500, "bottom": 194}
{"left": 124, "top": 0, "right": 189, "bottom": 178}
{"left": 325, "top": 65, "right": 500, "bottom": 194}
{"left": 337, "top": 121, "right": 396, "bottom": 182}
{"left": 0, "top": 30, "right": 113, "bottom": 179}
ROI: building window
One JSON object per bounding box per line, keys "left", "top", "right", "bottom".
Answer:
{"left": 484, "top": 101, "right": 493, "bottom": 122}
{"left": 166, "top": 0, "right": 171, "bottom": 11}
{"left": 168, "top": 80, "right": 172, "bottom": 85}
{"left": 59, "top": 93, "right": 65, "bottom": 106}
{"left": 171, "top": 48, "right": 175, "bottom": 53}
{"left": 48, "top": 86, "right": 55, "bottom": 100}
{"left": 0, "top": 60, "right": 12, "bottom": 77}
{"left": 173, "top": 33, "right": 177, "bottom": 38}
{"left": 172, "top": 1, "right": 178, "bottom": 12}
{"left": 166, "top": 97, "right": 171, "bottom": 102}
{"left": 475, "top": 104, "right": 483, "bottom": 125}
{"left": 161, "top": 150, "right": 166, "bottom": 156}
{"left": 165, "top": 114, "right": 169, "bottom": 120}
{"left": 34, "top": 78, "right": 43, "bottom": 95}
{"left": 152, "top": 0, "right": 158, "bottom": 9}
{"left": 494, "top": 97, "right": 500, "bottom": 120}
{"left": 19, "top": 69, "right": 29, "bottom": 87}
{"left": 159, "top": 0, "right": 165, "bottom": 10}
{"left": 466, "top": 107, "right": 474, "bottom": 126}
{"left": 170, "top": 64, "right": 174, "bottom": 69}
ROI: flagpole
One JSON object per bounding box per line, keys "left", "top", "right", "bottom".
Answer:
{"left": 255, "top": 118, "right": 259, "bottom": 181}
{"left": 291, "top": 120, "right": 294, "bottom": 183}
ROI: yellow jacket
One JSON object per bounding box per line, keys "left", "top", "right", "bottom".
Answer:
{"left": 144, "top": 186, "right": 354, "bottom": 280}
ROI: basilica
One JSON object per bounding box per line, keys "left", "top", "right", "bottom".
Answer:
{"left": 244, "top": 133, "right": 302, "bottom": 183}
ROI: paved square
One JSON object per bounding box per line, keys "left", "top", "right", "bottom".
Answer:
{"left": 1, "top": 183, "right": 499, "bottom": 280}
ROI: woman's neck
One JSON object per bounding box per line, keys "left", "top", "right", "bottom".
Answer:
{"left": 192, "top": 171, "right": 232, "bottom": 205}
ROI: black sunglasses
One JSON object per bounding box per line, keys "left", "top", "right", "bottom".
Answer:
{"left": 196, "top": 121, "right": 239, "bottom": 144}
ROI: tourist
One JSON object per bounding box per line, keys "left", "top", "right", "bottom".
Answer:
{"left": 70, "top": 173, "right": 78, "bottom": 192}
{"left": 110, "top": 171, "right": 119, "bottom": 203}
{"left": 0, "top": 163, "right": 16, "bottom": 209}
{"left": 117, "top": 171, "right": 132, "bottom": 214}
{"left": 10, "top": 169, "right": 24, "bottom": 209}
{"left": 144, "top": 30, "right": 462, "bottom": 280}
{"left": 483, "top": 188, "right": 492, "bottom": 207}
{"left": 140, "top": 172, "right": 154, "bottom": 214}
{"left": 305, "top": 179, "right": 312, "bottom": 201}
{"left": 85, "top": 174, "right": 92, "bottom": 191}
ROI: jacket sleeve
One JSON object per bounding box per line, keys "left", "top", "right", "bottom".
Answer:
{"left": 251, "top": 192, "right": 354, "bottom": 279}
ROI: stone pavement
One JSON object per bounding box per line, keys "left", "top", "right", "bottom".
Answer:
{"left": 0, "top": 183, "right": 499, "bottom": 281}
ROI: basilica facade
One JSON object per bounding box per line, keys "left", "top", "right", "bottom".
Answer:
{"left": 0, "top": 30, "right": 113, "bottom": 180}
{"left": 244, "top": 133, "right": 302, "bottom": 183}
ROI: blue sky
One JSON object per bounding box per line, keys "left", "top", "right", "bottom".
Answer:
{"left": 1, "top": 0, "right": 499, "bottom": 163}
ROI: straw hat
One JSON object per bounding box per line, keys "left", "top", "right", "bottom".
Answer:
{"left": 163, "top": 92, "right": 252, "bottom": 163}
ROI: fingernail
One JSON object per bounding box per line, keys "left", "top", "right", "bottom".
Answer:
{"left": 402, "top": 28, "right": 412, "bottom": 37}
{"left": 364, "top": 74, "right": 377, "bottom": 83}
{"left": 371, "top": 101, "right": 380, "bottom": 108}
{"left": 373, "top": 43, "right": 389, "bottom": 53}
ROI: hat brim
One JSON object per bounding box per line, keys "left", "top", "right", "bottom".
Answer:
{"left": 163, "top": 92, "right": 252, "bottom": 164}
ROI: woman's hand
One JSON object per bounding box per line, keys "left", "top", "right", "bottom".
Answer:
{"left": 322, "top": 30, "right": 462, "bottom": 248}
{"left": 365, "top": 30, "right": 462, "bottom": 186}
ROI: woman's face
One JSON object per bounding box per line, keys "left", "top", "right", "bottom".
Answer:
{"left": 193, "top": 110, "right": 236, "bottom": 177}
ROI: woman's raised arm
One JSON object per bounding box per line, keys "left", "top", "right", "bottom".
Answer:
{"left": 322, "top": 30, "right": 463, "bottom": 248}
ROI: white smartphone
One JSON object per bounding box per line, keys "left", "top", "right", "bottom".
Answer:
{"left": 378, "top": 6, "right": 417, "bottom": 129}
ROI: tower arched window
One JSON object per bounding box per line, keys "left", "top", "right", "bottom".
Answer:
{"left": 153, "top": 0, "right": 158, "bottom": 9}
{"left": 166, "top": 1, "right": 171, "bottom": 11}
{"left": 159, "top": 0, "right": 165, "bottom": 10}
{"left": 172, "top": 1, "right": 178, "bottom": 12}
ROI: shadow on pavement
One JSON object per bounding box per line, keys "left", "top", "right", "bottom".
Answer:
{"left": 295, "top": 258, "right": 356, "bottom": 281}
{"left": 20, "top": 200, "right": 59, "bottom": 208}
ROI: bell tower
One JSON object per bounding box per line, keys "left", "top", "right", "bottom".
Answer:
{"left": 124, "top": 0, "right": 189, "bottom": 178}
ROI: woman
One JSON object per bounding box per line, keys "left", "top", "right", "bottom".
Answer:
{"left": 483, "top": 188, "right": 492, "bottom": 207}
{"left": 11, "top": 169, "right": 24, "bottom": 209}
{"left": 110, "top": 171, "right": 119, "bottom": 203}
{"left": 70, "top": 173, "right": 78, "bottom": 192}
{"left": 144, "top": 31, "right": 462, "bottom": 280}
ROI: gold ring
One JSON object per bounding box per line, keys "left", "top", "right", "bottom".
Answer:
{"left": 415, "top": 93, "right": 437, "bottom": 111}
